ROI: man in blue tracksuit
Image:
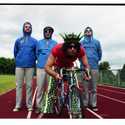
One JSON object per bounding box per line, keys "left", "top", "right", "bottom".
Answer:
{"left": 80, "top": 26, "right": 102, "bottom": 111}
{"left": 13, "top": 22, "right": 37, "bottom": 112}
{"left": 35, "top": 26, "right": 57, "bottom": 113}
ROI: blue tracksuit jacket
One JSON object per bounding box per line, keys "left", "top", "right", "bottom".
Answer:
{"left": 14, "top": 36, "right": 37, "bottom": 68}
{"left": 80, "top": 36, "right": 102, "bottom": 69}
{"left": 36, "top": 39, "right": 57, "bottom": 68}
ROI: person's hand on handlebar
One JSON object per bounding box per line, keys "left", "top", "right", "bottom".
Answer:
{"left": 55, "top": 73, "right": 62, "bottom": 80}
{"left": 83, "top": 68, "right": 91, "bottom": 80}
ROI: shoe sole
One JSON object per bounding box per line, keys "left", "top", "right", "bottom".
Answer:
{"left": 13, "top": 108, "right": 20, "bottom": 112}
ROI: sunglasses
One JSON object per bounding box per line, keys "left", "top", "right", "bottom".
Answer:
{"left": 24, "top": 26, "right": 32, "bottom": 29}
{"left": 68, "top": 45, "right": 77, "bottom": 49}
{"left": 44, "top": 29, "right": 52, "bottom": 33}
{"left": 85, "top": 29, "right": 92, "bottom": 32}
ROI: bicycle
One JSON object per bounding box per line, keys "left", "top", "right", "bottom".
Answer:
{"left": 54, "top": 67, "right": 87, "bottom": 118}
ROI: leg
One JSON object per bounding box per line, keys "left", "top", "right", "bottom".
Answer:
{"left": 36, "top": 68, "right": 46, "bottom": 112}
{"left": 25, "top": 68, "right": 34, "bottom": 109}
{"left": 89, "top": 69, "right": 99, "bottom": 108}
{"left": 13, "top": 68, "right": 24, "bottom": 110}
{"left": 42, "top": 76, "right": 56, "bottom": 113}
{"left": 78, "top": 72, "right": 89, "bottom": 107}
{"left": 82, "top": 80, "right": 89, "bottom": 107}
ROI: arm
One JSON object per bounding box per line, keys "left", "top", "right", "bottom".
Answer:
{"left": 81, "top": 54, "right": 89, "bottom": 69}
{"left": 81, "top": 54, "right": 91, "bottom": 80}
{"left": 14, "top": 40, "right": 18, "bottom": 58}
{"left": 97, "top": 41, "right": 102, "bottom": 61}
{"left": 36, "top": 42, "right": 39, "bottom": 59}
{"left": 45, "top": 54, "right": 62, "bottom": 80}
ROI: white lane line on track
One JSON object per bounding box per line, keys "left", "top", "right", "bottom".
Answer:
{"left": 86, "top": 108, "right": 103, "bottom": 119}
{"left": 0, "top": 84, "right": 26, "bottom": 96}
{"left": 0, "top": 88, "right": 15, "bottom": 96}
{"left": 27, "top": 87, "right": 37, "bottom": 119}
{"left": 98, "top": 93, "right": 125, "bottom": 104}
{"left": 98, "top": 87, "right": 125, "bottom": 95}
{"left": 98, "top": 84, "right": 125, "bottom": 90}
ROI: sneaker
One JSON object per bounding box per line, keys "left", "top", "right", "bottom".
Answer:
{"left": 13, "top": 107, "right": 20, "bottom": 112}
{"left": 35, "top": 108, "right": 41, "bottom": 114}
{"left": 91, "top": 107, "right": 98, "bottom": 112}
{"left": 28, "top": 107, "right": 33, "bottom": 111}
{"left": 84, "top": 104, "right": 88, "bottom": 108}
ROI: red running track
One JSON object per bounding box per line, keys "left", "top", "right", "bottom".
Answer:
{"left": 96, "top": 84, "right": 125, "bottom": 118}
{"left": 1, "top": 79, "right": 125, "bottom": 119}
{"left": 0, "top": 78, "right": 36, "bottom": 118}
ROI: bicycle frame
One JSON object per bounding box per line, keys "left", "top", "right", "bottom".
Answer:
{"left": 56, "top": 67, "right": 84, "bottom": 118}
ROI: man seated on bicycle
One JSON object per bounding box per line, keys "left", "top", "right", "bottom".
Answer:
{"left": 41, "top": 33, "right": 90, "bottom": 113}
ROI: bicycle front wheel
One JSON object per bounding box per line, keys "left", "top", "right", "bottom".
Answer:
{"left": 69, "top": 85, "right": 83, "bottom": 118}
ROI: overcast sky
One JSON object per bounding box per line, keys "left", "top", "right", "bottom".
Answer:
{"left": 0, "top": 5, "right": 125, "bottom": 69}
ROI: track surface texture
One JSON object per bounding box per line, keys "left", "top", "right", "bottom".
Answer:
{"left": 0, "top": 79, "right": 125, "bottom": 119}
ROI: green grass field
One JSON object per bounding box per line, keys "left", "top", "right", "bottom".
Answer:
{"left": 0, "top": 75, "right": 16, "bottom": 95}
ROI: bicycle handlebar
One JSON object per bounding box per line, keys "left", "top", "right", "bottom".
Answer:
{"left": 60, "top": 67, "right": 84, "bottom": 72}
{"left": 60, "top": 67, "right": 91, "bottom": 80}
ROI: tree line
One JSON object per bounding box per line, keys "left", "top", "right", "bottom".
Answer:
{"left": 99, "top": 61, "right": 125, "bottom": 83}
{"left": 0, "top": 57, "right": 125, "bottom": 82}
{"left": 0, "top": 57, "right": 15, "bottom": 74}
